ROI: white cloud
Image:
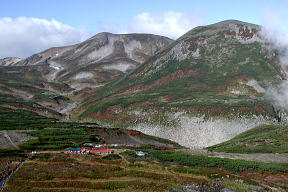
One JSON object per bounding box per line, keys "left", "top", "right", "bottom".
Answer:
{"left": 260, "top": 8, "right": 288, "bottom": 70}
{"left": 0, "top": 17, "right": 90, "bottom": 58}
{"left": 260, "top": 9, "right": 288, "bottom": 113}
{"left": 261, "top": 8, "right": 288, "bottom": 33}
{"left": 97, "top": 11, "right": 204, "bottom": 39}
{"left": 0, "top": 12, "right": 203, "bottom": 58}
{"left": 261, "top": 26, "right": 288, "bottom": 74}
{"left": 97, "top": 20, "right": 126, "bottom": 34}
{"left": 127, "top": 11, "right": 204, "bottom": 39}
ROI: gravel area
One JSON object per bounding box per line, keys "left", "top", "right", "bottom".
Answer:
{"left": 0, "top": 130, "right": 35, "bottom": 149}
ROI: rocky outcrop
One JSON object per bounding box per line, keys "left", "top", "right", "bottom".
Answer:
{"left": 0, "top": 57, "right": 22, "bottom": 66}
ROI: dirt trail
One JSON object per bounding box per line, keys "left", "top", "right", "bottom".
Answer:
{"left": 181, "top": 149, "right": 288, "bottom": 164}
{"left": 0, "top": 131, "right": 35, "bottom": 149}
{"left": 33, "top": 176, "right": 139, "bottom": 183}
{"left": 1, "top": 131, "right": 19, "bottom": 149}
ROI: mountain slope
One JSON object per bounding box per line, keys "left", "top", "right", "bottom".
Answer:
{"left": 52, "top": 33, "right": 172, "bottom": 88}
{"left": 78, "top": 20, "right": 284, "bottom": 148}
{"left": 0, "top": 33, "right": 173, "bottom": 89}
{"left": 0, "top": 33, "right": 172, "bottom": 120}
{"left": 0, "top": 57, "right": 22, "bottom": 66}
{"left": 207, "top": 124, "right": 288, "bottom": 153}
{"left": 0, "top": 65, "right": 73, "bottom": 119}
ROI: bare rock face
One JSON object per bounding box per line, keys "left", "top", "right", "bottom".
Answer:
{"left": 51, "top": 33, "right": 173, "bottom": 86}
{"left": 4, "top": 46, "right": 74, "bottom": 67}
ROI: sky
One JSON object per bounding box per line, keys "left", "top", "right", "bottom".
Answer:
{"left": 0, "top": 0, "right": 288, "bottom": 58}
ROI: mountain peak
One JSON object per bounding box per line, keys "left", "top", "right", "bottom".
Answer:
{"left": 180, "top": 20, "right": 261, "bottom": 41}
{"left": 212, "top": 19, "right": 259, "bottom": 26}
{"left": 79, "top": 20, "right": 282, "bottom": 148}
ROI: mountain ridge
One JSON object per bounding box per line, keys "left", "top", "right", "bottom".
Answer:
{"left": 76, "top": 20, "right": 284, "bottom": 148}
{"left": 0, "top": 20, "right": 285, "bottom": 148}
{"left": 0, "top": 32, "right": 173, "bottom": 120}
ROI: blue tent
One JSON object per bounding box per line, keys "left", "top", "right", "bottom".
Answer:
{"left": 68, "top": 148, "right": 81, "bottom": 152}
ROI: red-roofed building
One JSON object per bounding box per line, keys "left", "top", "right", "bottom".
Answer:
{"left": 69, "top": 148, "right": 113, "bottom": 155}
{"left": 89, "top": 149, "right": 113, "bottom": 154}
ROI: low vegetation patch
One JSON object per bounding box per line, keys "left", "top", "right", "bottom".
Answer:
{"left": 125, "top": 150, "right": 288, "bottom": 173}
{"left": 102, "top": 154, "right": 122, "bottom": 160}
{"left": 207, "top": 125, "right": 288, "bottom": 153}
{"left": 20, "top": 128, "right": 94, "bottom": 150}
{"left": 0, "top": 149, "right": 25, "bottom": 157}
{"left": 0, "top": 107, "right": 56, "bottom": 130}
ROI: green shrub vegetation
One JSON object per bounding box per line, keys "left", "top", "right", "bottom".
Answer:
{"left": 102, "top": 154, "right": 122, "bottom": 160}
{"left": 80, "top": 37, "right": 280, "bottom": 120}
{"left": 0, "top": 149, "right": 25, "bottom": 157}
{"left": 0, "top": 107, "right": 56, "bottom": 130}
{"left": 207, "top": 125, "right": 288, "bottom": 153}
{"left": 0, "top": 95, "right": 37, "bottom": 108}
{"left": 126, "top": 150, "right": 288, "bottom": 173}
{"left": 81, "top": 94, "right": 154, "bottom": 116}
{"left": 19, "top": 127, "right": 97, "bottom": 150}
{"left": 0, "top": 107, "right": 101, "bottom": 150}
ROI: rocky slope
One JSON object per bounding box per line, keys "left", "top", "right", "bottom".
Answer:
{"left": 0, "top": 33, "right": 173, "bottom": 89}
{"left": 0, "top": 33, "right": 172, "bottom": 120}
{"left": 78, "top": 20, "right": 285, "bottom": 148}
{"left": 0, "top": 57, "right": 22, "bottom": 66}
{"left": 0, "top": 65, "right": 73, "bottom": 119}
{"left": 49, "top": 33, "right": 173, "bottom": 89}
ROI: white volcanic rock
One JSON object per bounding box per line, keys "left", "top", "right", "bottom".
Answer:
{"left": 129, "top": 115, "right": 273, "bottom": 148}
{"left": 102, "top": 63, "right": 134, "bottom": 72}
{"left": 73, "top": 72, "right": 94, "bottom": 80}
